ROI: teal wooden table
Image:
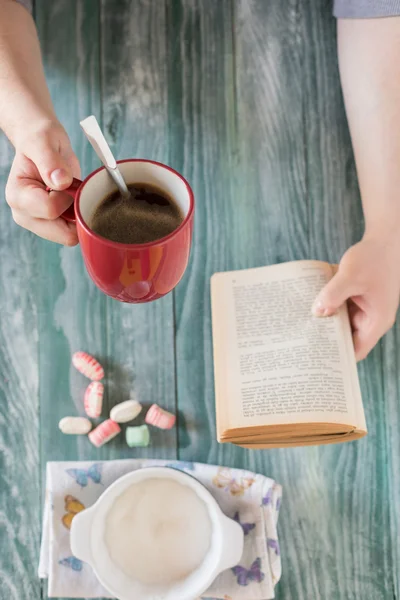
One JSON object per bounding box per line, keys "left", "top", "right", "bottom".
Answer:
{"left": 0, "top": 1, "right": 399, "bottom": 599}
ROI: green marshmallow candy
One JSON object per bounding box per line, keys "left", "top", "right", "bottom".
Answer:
{"left": 126, "top": 424, "right": 150, "bottom": 448}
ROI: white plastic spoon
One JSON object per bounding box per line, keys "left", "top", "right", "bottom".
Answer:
{"left": 80, "top": 115, "right": 130, "bottom": 199}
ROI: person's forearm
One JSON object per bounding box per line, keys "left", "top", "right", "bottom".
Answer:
{"left": 0, "top": 0, "right": 57, "bottom": 146}
{"left": 338, "top": 18, "right": 400, "bottom": 239}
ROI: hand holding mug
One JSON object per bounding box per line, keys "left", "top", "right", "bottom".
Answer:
{"left": 5, "top": 120, "right": 81, "bottom": 246}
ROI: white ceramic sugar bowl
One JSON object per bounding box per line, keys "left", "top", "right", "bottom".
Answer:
{"left": 70, "top": 466, "right": 244, "bottom": 600}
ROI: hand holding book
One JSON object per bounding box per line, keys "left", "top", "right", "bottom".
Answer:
{"left": 312, "top": 237, "right": 400, "bottom": 361}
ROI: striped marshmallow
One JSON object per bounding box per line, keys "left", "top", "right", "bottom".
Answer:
{"left": 145, "top": 404, "right": 176, "bottom": 430}
{"left": 84, "top": 382, "right": 104, "bottom": 418}
{"left": 72, "top": 351, "right": 104, "bottom": 381}
{"left": 88, "top": 419, "right": 121, "bottom": 447}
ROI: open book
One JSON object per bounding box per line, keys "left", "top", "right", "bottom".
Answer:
{"left": 211, "top": 260, "right": 367, "bottom": 448}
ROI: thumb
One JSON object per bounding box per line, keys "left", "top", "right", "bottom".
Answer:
{"left": 312, "top": 271, "right": 356, "bottom": 317}
{"left": 25, "top": 137, "right": 73, "bottom": 190}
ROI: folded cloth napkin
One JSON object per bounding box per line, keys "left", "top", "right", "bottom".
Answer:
{"left": 39, "top": 459, "right": 282, "bottom": 599}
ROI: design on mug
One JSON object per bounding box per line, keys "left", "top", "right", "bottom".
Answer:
{"left": 119, "top": 247, "right": 163, "bottom": 287}
{"left": 212, "top": 467, "right": 255, "bottom": 496}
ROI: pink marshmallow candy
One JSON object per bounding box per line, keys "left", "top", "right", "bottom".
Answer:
{"left": 88, "top": 419, "right": 121, "bottom": 447}
{"left": 84, "top": 381, "right": 104, "bottom": 418}
{"left": 145, "top": 404, "right": 176, "bottom": 430}
{"left": 72, "top": 351, "right": 104, "bottom": 381}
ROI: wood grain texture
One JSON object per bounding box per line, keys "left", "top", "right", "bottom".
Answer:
{"left": 383, "top": 324, "right": 400, "bottom": 599}
{"left": 173, "top": 1, "right": 396, "bottom": 599}
{"left": 0, "top": 138, "right": 41, "bottom": 599}
{"left": 36, "top": 1, "right": 176, "bottom": 598}
{"left": 35, "top": 0, "right": 108, "bottom": 472}
{"left": 234, "top": 2, "right": 393, "bottom": 599}
{"left": 100, "top": 0, "right": 177, "bottom": 460}
{"left": 0, "top": 0, "right": 398, "bottom": 599}
{"left": 35, "top": 2, "right": 106, "bottom": 598}
{"left": 302, "top": 4, "right": 392, "bottom": 599}
{"left": 168, "top": 0, "right": 239, "bottom": 463}
{"left": 36, "top": 0, "right": 177, "bottom": 460}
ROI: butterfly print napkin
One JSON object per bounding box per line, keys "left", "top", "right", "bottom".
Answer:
{"left": 39, "top": 460, "right": 282, "bottom": 599}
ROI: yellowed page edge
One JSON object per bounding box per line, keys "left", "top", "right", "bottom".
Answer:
{"left": 234, "top": 429, "right": 366, "bottom": 449}
{"left": 210, "top": 272, "right": 228, "bottom": 442}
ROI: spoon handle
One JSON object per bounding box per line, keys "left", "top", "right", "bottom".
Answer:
{"left": 106, "top": 166, "right": 130, "bottom": 198}
{"left": 80, "top": 115, "right": 130, "bottom": 199}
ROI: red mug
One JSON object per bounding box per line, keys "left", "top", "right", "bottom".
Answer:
{"left": 59, "top": 159, "right": 194, "bottom": 303}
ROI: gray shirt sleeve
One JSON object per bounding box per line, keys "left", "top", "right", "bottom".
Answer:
{"left": 15, "top": 0, "right": 33, "bottom": 12}
{"left": 334, "top": 0, "right": 400, "bottom": 17}
{"left": 13, "top": 0, "right": 400, "bottom": 21}
{"left": 14, "top": 0, "right": 400, "bottom": 21}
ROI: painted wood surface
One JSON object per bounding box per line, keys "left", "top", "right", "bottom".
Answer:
{"left": 0, "top": 136, "right": 41, "bottom": 598}
{"left": 36, "top": 1, "right": 177, "bottom": 599}
{"left": 174, "top": 2, "right": 396, "bottom": 599}
{"left": 0, "top": 1, "right": 398, "bottom": 599}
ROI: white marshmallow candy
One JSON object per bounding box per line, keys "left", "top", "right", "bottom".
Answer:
{"left": 110, "top": 400, "right": 142, "bottom": 424}
{"left": 59, "top": 416, "right": 92, "bottom": 435}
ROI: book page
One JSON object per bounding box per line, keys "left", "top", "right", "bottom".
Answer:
{"left": 211, "top": 261, "right": 365, "bottom": 431}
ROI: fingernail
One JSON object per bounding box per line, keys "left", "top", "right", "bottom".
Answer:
{"left": 312, "top": 300, "right": 327, "bottom": 317}
{"left": 50, "top": 168, "right": 70, "bottom": 188}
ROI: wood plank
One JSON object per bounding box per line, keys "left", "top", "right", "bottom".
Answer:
{"left": 35, "top": 0, "right": 105, "bottom": 469}
{"left": 173, "top": 0, "right": 395, "bottom": 598}
{"left": 100, "top": 0, "right": 177, "bottom": 460}
{"left": 170, "top": 0, "right": 308, "bottom": 464}
{"left": 383, "top": 324, "right": 400, "bottom": 599}
{"left": 36, "top": 0, "right": 176, "bottom": 597}
{"left": 2, "top": 0, "right": 396, "bottom": 598}
{"left": 35, "top": 2, "right": 105, "bottom": 598}
{"left": 303, "top": 2, "right": 393, "bottom": 599}
{"left": 168, "top": 0, "right": 240, "bottom": 462}
{"left": 0, "top": 141, "right": 41, "bottom": 599}
{"left": 37, "top": 0, "right": 176, "bottom": 461}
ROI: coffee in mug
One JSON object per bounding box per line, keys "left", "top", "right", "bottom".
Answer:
{"left": 90, "top": 183, "right": 185, "bottom": 245}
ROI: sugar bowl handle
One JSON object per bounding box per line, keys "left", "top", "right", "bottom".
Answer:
{"left": 70, "top": 507, "right": 94, "bottom": 564}
{"left": 219, "top": 515, "right": 244, "bottom": 572}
